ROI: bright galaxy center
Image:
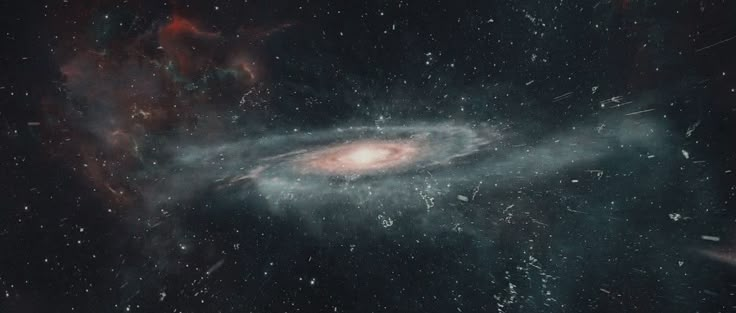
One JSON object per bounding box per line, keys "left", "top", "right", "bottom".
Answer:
{"left": 296, "top": 140, "right": 421, "bottom": 175}
{"left": 347, "top": 147, "right": 390, "bottom": 164}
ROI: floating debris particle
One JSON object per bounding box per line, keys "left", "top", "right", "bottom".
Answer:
{"left": 701, "top": 235, "right": 720, "bottom": 242}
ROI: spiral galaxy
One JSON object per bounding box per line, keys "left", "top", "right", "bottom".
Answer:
{"left": 157, "top": 118, "right": 659, "bottom": 216}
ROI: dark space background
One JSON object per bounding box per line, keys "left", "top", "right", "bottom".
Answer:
{"left": 2, "top": 0, "right": 736, "bottom": 312}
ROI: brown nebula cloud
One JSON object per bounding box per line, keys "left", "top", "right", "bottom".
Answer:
{"left": 44, "top": 8, "right": 292, "bottom": 207}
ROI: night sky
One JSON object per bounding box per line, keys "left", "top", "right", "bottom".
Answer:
{"left": 3, "top": 1, "right": 736, "bottom": 312}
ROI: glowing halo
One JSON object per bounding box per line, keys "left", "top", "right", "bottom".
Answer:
{"left": 151, "top": 117, "right": 664, "bottom": 215}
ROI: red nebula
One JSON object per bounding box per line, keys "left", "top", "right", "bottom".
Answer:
{"left": 296, "top": 140, "right": 422, "bottom": 175}
{"left": 158, "top": 15, "right": 222, "bottom": 76}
